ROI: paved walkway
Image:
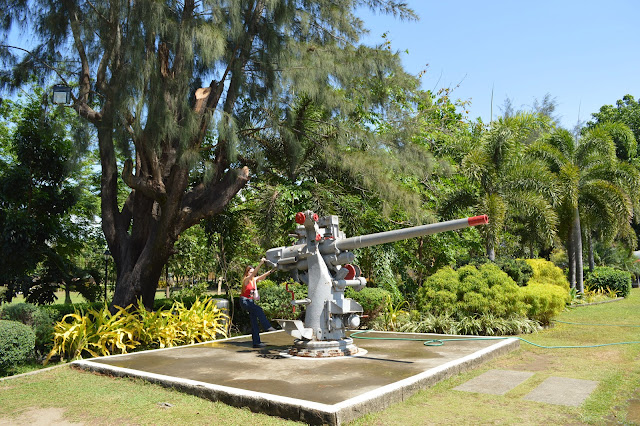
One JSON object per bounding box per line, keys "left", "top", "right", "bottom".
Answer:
{"left": 454, "top": 368, "right": 599, "bottom": 407}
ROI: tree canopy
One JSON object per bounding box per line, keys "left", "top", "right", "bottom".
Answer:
{"left": 0, "top": 0, "right": 422, "bottom": 309}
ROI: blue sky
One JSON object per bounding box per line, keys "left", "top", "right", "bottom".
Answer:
{"left": 358, "top": 0, "right": 640, "bottom": 128}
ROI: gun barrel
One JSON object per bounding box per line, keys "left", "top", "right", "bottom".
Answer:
{"left": 334, "top": 215, "right": 488, "bottom": 251}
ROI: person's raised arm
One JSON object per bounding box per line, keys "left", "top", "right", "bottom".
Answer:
{"left": 256, "top": 266, "right": 275, "bottom": 282}
{"left": 245, "top": 258, "right": 265, "bottom": 282}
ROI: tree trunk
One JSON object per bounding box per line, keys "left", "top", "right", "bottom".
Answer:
{"left": 567, "top": 229, "right": 576, "bottom": 289}
{"left": 588, "top": 232, "right": 595, "bottom": 272}
{"left": 487, "top": 243, "right": 496, "bottom": 262}
{"left": 417, "top": 236, "right": 424, "bottom": 287}
{"left": 64, "top": 283, "right": 72, "bottom": 305}
{"left": 573, "top": 207, "right": 584, "bottom": 293}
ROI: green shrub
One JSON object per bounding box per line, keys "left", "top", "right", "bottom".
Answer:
{"left": 0, "top": 320, "right": 36, "bottom": 373}
{"left": 257, "top": 281, "right": 307, "bottom": 320}
{"left": 585, "top": 266, "right": 632, "bottom": 298}
{"left": 31, "top": 308, "right": 55, "bottom": 354}
{"left": 418, "top": 264, "right": 527, "bottom": 318}
{"left": 520, "top": 284, "right": 568, "bottom": 324}
{"left": 0, "top": 303, "right": 38, "bottom": 324}
{"left": 465, "top": 257, "right": 534, "bottom": 287}
{"left": 345, "top": 287, "right": 391, "bottom": 320}
{"left": 525, "top": 259, "right": 570, "bottom": 290}
{"left": 0, "top": 303, "right": 55, "bottom": 354}
{"left": 47, "top": 296, "right": 229, "bottom": 362}
{"left": 496, "top": 258, "right": 534, "bottom": 287}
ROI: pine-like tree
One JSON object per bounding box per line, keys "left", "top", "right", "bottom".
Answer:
{"left": 1, "top": 0, "right": 416, "bottom": 309}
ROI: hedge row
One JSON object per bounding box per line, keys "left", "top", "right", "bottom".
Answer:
{"left": 585, "top": 266, "right": 632, "bottom": 298}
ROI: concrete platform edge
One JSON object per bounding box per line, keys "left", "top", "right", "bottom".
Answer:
{"left": 333, "top": 337, "right": 519, "bottom": 424}
{"left": 71, "top": 360, "right": 340, "bottom": 424}
{"left": 71, "top": 335, "right": 519, "bottom": 426}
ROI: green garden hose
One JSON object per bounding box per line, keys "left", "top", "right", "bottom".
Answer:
{"left": 350, "top": 319, "right": 640, "bottom": 349}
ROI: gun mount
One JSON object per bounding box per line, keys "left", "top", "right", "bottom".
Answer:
{"left": 267, "top": 211, "right": 488, "bottom": 357}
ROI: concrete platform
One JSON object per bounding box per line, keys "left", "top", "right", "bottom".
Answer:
{"left": 72, "top": 330, "right": 518, "bottom": 425}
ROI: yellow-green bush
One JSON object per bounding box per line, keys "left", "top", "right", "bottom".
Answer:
{"left": 418, "top": 262, "right": 570, "bottom": 325}
{"left": 520, "top": 283, "right": 568, "bottom": 324}
{"left": 47, "top": 296, "right": 228, "bottom": 362}
{"left": 418, "top": 264, "right": 528, "bottom": 318}
{"left": 524, "top": 259, "right": 570, "bottom": 290}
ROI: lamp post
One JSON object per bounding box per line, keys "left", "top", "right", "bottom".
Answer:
{"left": 103, "top": 249, "right": 111, "bottom": 302}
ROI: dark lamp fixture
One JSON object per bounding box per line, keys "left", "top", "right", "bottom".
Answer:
{"left": 52, "top": 85, "right": 72, "bottom": 104}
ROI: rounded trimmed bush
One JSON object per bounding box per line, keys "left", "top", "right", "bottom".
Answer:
{"left": 585, "top": 266, "right": 632, "bottom": 298}
{"left": 417, "top": 264, "right": 527, "bottom": 318}
{"left": 525, "top": 259, "right": 570, "bottom": 290}
{"left": 0, "top": 320, "right": 36, "bottom": 373}
{"left": 520, "top": 284, "right": 568, "bottom": 324}
{"left": 0, "top": 303, "right": 54, "bottom": 354}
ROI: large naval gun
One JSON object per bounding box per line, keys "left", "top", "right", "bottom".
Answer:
{"left": 266, "top": 211, "right": 488, "bottom": 357}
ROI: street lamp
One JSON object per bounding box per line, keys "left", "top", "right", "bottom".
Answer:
{"left": 103, "top": 249, "right": 111, "bottom": 301}
{"left": 52, "top": 85, "right": 72, "bottom": 105}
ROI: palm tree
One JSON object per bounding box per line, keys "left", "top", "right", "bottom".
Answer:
{"left": 527, "top": 125, "right": 640, "bottom": 292}
{"left": 459, "top": 113, "right": 558, "bottom": 260}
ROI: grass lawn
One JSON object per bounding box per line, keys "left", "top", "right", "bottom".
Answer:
{"left": 1, "top": 289, "right": 639, "bottom": 425}
{"left": 1, "top": 288, "right": 226, "bottom": 307}
{"left": 3, "top": 290, "right": 89, "bottom": 305}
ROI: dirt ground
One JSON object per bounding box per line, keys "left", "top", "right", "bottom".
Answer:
{"left": 0, "top": 408, "right": 82, "bottom": 426}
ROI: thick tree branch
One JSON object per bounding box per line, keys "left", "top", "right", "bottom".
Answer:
{"left": 179, "top": 166, "right": 250, "bottom": 232}
{"left": 122, "top": 159, "right": 168, "bottom": 204}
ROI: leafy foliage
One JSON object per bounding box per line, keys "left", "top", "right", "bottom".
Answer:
{"left": 584, "top": 266, "right": 633, "bottom": 298}
{"left": 463, "top": 257, "right": 533, "bottom": 287}
{"left": 47, "top": 297, "right": 228, "bottom": 362}
{"left": 256, "top": 279, "right": 308, "bottom": 321}
{"left": 417, "top": 264, "right": 527, "bottom": 318}
{"left": 0, "top": 320, "right": 35, "bottom": 373}
{"left": 0, "top": 303, "right": 54, "bottom": 354}
{"left": 519, "top": 284, "right": 568, "bottom": 324}
{"left": 417, "top": 262, "right": 569, "bottom": 324}
{"left": 588, "top": 94, "right": 640, "bottom": 145}
{"left": 371, "top": 311, "right": 540, "bottom": 336}
{"left": 524, "top": 258, "right": 570, "bottom": 290}
{"left": 0, "top": 94, "right": 85, "bottom": 303}
{"left": 527, "top": 124, "right": 640, "bottom": 291}
{"left": 457, "top": 113, "right": 558, "bottom": 259}
{"left": 345, "top": 286, "right": 391, "bottom": 321}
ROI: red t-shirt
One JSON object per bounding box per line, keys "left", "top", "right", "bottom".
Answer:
{"left": 241, "top": 278, "right": 256, "bottom": 298}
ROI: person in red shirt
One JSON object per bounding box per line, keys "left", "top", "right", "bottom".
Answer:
{"left": 240, "top": 258, "right": 276, "bottom": 348}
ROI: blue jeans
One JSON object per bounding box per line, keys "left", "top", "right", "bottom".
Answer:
{"left": 240, "top": 297, "right": 271, "bottom": 346}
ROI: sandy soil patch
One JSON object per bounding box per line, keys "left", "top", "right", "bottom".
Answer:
{"left": 0, "top": 407, "right": 82, "bottom": 426}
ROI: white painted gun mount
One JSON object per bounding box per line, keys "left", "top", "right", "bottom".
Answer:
{"left": 267, "top": 211, "right": 488, "bottom": 357}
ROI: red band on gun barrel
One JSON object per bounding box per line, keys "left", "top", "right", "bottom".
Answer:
{"left": 467, "top": 215, "right": 489, "bottom": 227}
